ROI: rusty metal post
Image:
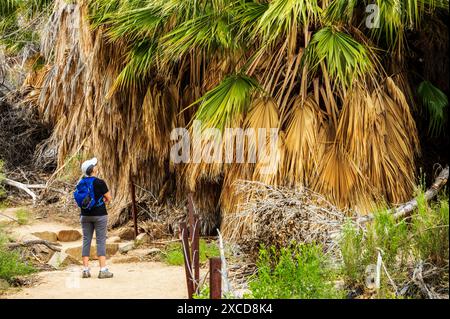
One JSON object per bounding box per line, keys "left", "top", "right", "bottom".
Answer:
{"left": 209, "top": 257, "right": 222, "bottom": 299}
{"left": 187, "top": 193, "right": 195, "bottom": 241}
{"left": 129, "top": 176, "right": 138, "bottom": 240}
{"left": 192, "top": 214, "right": 200, "bottom": 293}
{"left": 180, "top": 222, "right": 194, "bottom": 298}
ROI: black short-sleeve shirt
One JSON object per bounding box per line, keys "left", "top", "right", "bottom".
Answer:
{"left": 80, "top": 177, "right": 109, "bottom": 216}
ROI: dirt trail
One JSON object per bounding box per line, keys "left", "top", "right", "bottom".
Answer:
{"left": 1, "top": 207, "right": 188, "bottom": 299}
{"left": 7, "top": 263, "right": 187, "bottom": 299}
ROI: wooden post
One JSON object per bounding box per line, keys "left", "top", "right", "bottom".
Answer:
{"left": 192, "top": 214, "right": 200, "bottom": 293}
{"left": 129, "top": 176, "right": 138, "bottom": 240}
{"left": 209, "top": 257, "right": 222, "bottom": 299}
{"left": 180, "top": 222, "right": 194, "bottom": 298}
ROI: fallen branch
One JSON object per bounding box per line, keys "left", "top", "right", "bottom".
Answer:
{"left": 7, "top": 239, "right": 61, "bottom": 252}
{"left": 358, "top": 165, "right": 449, "bottom": 224}
{"left": 217, "top": 229, "right": 231, "bottom": 295}
{"left": 2, "top": 178, "right": 38, "bottom": 203}
{"left": 0, "top": 212, "right": 20, "bottom": 223}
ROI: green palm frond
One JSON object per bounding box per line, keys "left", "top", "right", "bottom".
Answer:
{"left": 111, "top": 40, "right": 157, "bottom": 91}
{"left": 371, "top": 0, "right": 449, "bottom": 47}
{"left": 231, "top": 0, "right": 267, "bottom": 44}
{"left": 0, "top": 0, "right": 53, "bottom": 52}
{"left": 417, "top": 80, "right": 448, "bottom": 136}
{"left": 324, "top": 0, "right": 358, "bottom": 24}
{"left": 106, "top": 5, "right": 166, "bottom": 41}
{"left": 160, "top": 11, "right": 235, "bottom": 62}
{"left": 304, "top": 26, "right": 374, "bottom": 87}
{"left": 191, "top": 74, "right": 260, "bottom": 132}
{"left": 254, "top": 0, "right": 321, "bottom": 44}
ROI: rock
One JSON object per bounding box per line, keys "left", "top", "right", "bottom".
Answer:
{"left": 0, "top": 279, "right": 10, "bottom": 290}
{"left": 65, "top": 243, "right": 119, "bottom": 260}
{"left": 111, "top": 256, "right": 141, "bottom": 264}
{"left": 118, "top": 227, "right": 135, "bottom": 240}
{"left": 48, "top": 251, "right": 81, "bottom": 269}
{"left": 106, "top": 236, "right": 121, "bottom": 243}
{"left": 31, "top": 231, "right": 58, "bottom": 242}
{"left": 118, "top": 242, "right": 135, "bottom": 254}
{"left": 57, "top": 230, "right": 82, "bottom": 242}
{"left": 134, "top": 233, "right": 150, "bottom": 246}
{"left": 130, "top": 248, "right": 161, "bottom": 257}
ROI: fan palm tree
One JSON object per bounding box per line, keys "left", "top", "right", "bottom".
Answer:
{"left": 7, "top": 0, "right": 449, "bottom": 236}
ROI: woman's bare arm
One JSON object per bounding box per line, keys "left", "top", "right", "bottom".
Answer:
{"left": 103, "top": 191, "right": 112, "bottom": 202}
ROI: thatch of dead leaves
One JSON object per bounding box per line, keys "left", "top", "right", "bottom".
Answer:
{"left": 230, "top": 180, "right": 346, "bottom": 258}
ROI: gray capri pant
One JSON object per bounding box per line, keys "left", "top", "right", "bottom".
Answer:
{"left": 80, "top": 215, "right": 108, "bottom": 257}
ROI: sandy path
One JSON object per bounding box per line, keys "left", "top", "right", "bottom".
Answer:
{"left": 1, "top": 207, "right": 188, "bottom": 299}
{"left": 6, "top": 263, "right": 187, "bottom": 299}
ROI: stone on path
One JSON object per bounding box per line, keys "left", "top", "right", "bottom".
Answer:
{"left": 57, "top": 230, "right": 82, "bottom": 242}
{"left": 31, "top": 231, "right": 58, "bottom": 242}
{"left": 48, "top": 251, "right": 81, "bottom": 269}
{"left": 65, "top": 243, "right": 119, "bottom": 260}
{"left": 118, "top": 242, "right": 135, "bottom": 254}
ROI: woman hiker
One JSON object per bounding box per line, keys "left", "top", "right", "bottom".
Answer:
{"left": 75, "top": 157, "right": 114, "bottom": 279}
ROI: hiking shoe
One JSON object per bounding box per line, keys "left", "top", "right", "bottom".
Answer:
{"left": 82, "top": 270, "right": 91, "bottom": 278}
{"left": 98, "top": 269, "right": 113, "bottom": 279}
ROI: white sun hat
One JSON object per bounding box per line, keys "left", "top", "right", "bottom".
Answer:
{"left": 81, "top": 157, "right": 98, "bottom": 176}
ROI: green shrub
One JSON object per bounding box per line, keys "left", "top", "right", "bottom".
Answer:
{"left": 193, "top": 286, "right": 210, "bottom": 299}
{"left": 412, "top": 192, "right": 449, "bottom": 266}
{"left": 15, "top": 209, "right": 31, "bottom": 225}
{"left": 365, "top": 209, "right": 409, "bottom": 268}
{"left": 163, "top": 239, "right": 220, "bottom": 266}
{"left": 339, "top": 188, "right": 449, "bottom": 297}
{"left": 340, "top": 210, "right": 409, "bottom": 287}
{"left": 247, "top": 243, "right": 343, "bottom": 299}
{"left": 0, "top": 230, "right": 35, "bottom": 282}
{"left": 340, "top": 220, "right": 365, "bottom": 285}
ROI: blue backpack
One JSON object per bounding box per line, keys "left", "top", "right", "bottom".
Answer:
{"left": 74, "top": 177, "right": 104, "bottom": 210}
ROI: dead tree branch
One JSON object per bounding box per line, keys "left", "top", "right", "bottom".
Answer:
{"left": 2, "top": 177, "right": 38, "bottom": 202}
{"left": 358, "top": 165, "right": 449, "bottom": 224}
{"left": 7, "top": 240, "right": 61, "bottom": 252}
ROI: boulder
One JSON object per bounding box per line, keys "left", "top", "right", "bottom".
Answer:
{"left": 57, "top": 230, "right": 82, "bottom": 242}
{"left": 118, "top": 242, "right": 135, "bottom": 254}
{"left": 48, "top": 251, "right": 81, "bottom": 269}
{"left": 31, "top": 231, "right": 58, "bottom": 242}
{"left": 106, "top": 236, "right": 121, "bottom": 243}
{"left": 65, "top": 243, "right": 119, "bottom": 260}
